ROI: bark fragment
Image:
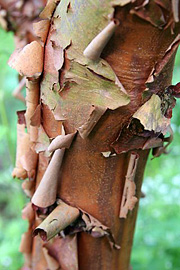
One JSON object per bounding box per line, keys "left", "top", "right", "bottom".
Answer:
{"left": 40, "top": 0, "right": 60, "bottom": 19}
{"left": 22, "top": 179, "right": 35, "bottom": 198}
{"left": 12, "top": 113, "right": 29, "bottom": 179}
{"left": 33, "top": 20, "right": 50, "bottom": 45}
{"left": 142, "top": 137, "right": 163, "bottom": 150}
{"left": 34, "top": 200, "right": 80, "bottom": 241}
{"left": 83, "top": 20, "right": 119, "bottom": 61}
{"left": 130, "top": 1, "right": 166, "bottom": 28}
{"left": 35, "top": 125, "right": 50, "bottom": 154}
{"left": 42, "top": 247, "right": 60, "bottom": 270}
{"left": 48, "top": 132, "right": 76, "bottom": 152}
{"left": 44, "top": 235, "right": 78, "bottom": 270}
{"left": 152, "top": 126, "right": 174, "bottom": 158}
{"left": 25, "top": 79, "right": 40, "bottom": 143}
{"left": 32, "top": 149, "right": 65, "bottom": 208}
{"left": 79, "top": 210, "right": 120, "bottom": 249}
{"left": 111, "top": 119, "right": 156, "bottom": 154}
{"left": 119, "top": 153, "right": 139, "bottom": 218}
{"left": 133, "top": 94, "right": 170, "bottom": 135}
{"left": 8, "top": 41, "right": 43, "bottom": 78}
{"left": 146, "top": 34, "right": 180, "bottom": 84}
{"left": 21, "top": 147, "right": 38, "bottom": 180}
{"left": 31, "top": 233, "right": 49, "bottom": 269}
{"left": 172, "top": 0, "right": 180, "bottom": 22}
{"left": 78, "top": 106, "right": 106, "bottom": 139}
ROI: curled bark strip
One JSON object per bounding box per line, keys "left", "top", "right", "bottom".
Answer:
{"left": 35, "top": 152, "right": 50, "bottom": 189}
{"left": 119, "top": 153, "right": 139, "bottom": 218}
{"left": 21, "top": 147, "right": 38, "bottom": 181}
{"left": 40, "top": 0, "right": 60, "bottom": 19}
{"left": 115, "top": 75, "right": 128, "bottom": 94}
{"left": 64, "top": 209, "right": 120, "bottom": 249}
{"left": 146, "top": 34, "right": 180, "bottom": 83}
{"left": 153, "top": 34, "right": 180, "bottom": 78}
{"left": 42, "top": 104, "right": 62, "bottom": 138}
{"left": 130, "top": 0, "right": 171, "bottom": 28}
{"left": 111, "top": 119, "right": 156, "bottom": 154}
{"left": 31, "top": 232, "right": 49, "bottom": 270}
{"left": 25, "top": 79, "right": 40, "bottom": 133}
{"left": 172, "top": 0, "right": 179, "bottom": 22}
{"left": 12, "top": 76, "right": 26, "bottom": 103}
{"left": 12, "top": 122, "right": 29, "bottom": 179}
{"left": 18, "top": 80, "right": 40, "bottom": 179}
{"left": 8, "top": 41, "right": 43, "bottom": 78}
{"left": 33, "top": 20, "right": 50, "bottom": 45}
{"left": 32, "top": 149, "right": 65, "bottom": 208}
{"left": 78, "top": 106, "right": 106, "bottom": 139}
{"left": 152, "top": 125, "right": 174, "bottom": 158}
{"left": 80, "top": 209, "right": 120, "bottom": 249}
{"left": 34, "top": 125, "right": 50, "bottom": 156}
{"left": 35, "top": 125, "right": 50, "bottom": 154}
{"left": 44, "top": 235, "right": 78, "bottom": 270}
{"left": 33, "top": 200, "right": 80, "bottom": 241}
{"left": 30, "top": 104, "right": 41, "bottom": 128}
{"left": 142, "top": 137, "right": 163, "bottom": 150}
{"left": 48, "top": 132, "right": 76, "bottom": 152}
{"left": 83, "top": 19, "right": 119, "bottom": 61}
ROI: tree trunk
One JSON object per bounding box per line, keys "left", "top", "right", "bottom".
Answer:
{"left": 8, "top": 0, "right": 180, "bottom": 270}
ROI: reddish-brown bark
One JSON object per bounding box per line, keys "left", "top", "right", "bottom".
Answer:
{"left": 6, "top": 0, "right": 180, "bottom": 269}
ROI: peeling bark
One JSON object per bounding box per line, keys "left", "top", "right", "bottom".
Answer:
{"left": 8, "top": 0, "right": 180, "bottom": 269}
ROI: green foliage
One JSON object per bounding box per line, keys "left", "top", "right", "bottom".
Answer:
{"left": 0, "top": 27, "right": 179, "bottom": 270}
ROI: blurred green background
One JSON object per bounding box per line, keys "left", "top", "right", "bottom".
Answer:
{"left": 0, "top": 27, "right": 179, "bottom": 270}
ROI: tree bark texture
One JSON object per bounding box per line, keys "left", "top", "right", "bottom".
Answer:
{"left": 8, "top": 0, "right": 180, "bottom": 270}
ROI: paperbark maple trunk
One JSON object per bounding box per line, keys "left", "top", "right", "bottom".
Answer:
{"left": 7, "top": 1, "right": 180, "bottom": 270}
